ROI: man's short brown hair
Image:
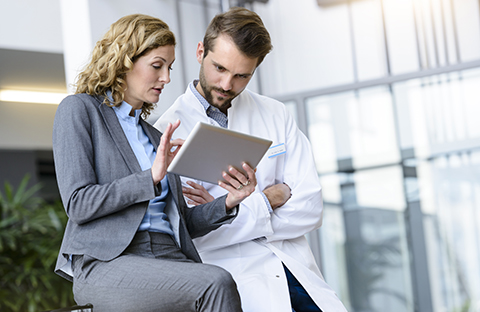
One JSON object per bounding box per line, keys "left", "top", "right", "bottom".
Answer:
{"left": 203, "top": 7, "right": 273, "bottom": 67}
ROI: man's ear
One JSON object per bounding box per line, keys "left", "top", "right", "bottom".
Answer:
{"left": 196, "top": 41, "right": 205, "bottom": 64}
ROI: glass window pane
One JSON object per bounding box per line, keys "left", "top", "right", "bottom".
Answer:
{"left": 256, "top": 1, "right": 355, "bottom": 96}
{"left": 306, "top": 93, "right": 351, "bottom": 173}
{"left": 354, "top": 166, "right": 406, "bottom": 211}
{"left": 306, "top": 87, "right": 400, "bottom": 172}
{"left": 317, "top": 202, "right": 351, "bottom": 309}
{"left": 393, "top": 68, "right": 480, "bottom": 159}
{"left": 351, "top": 0, "right": 388, "bottom": 80}
{"left": 441, "top": 0, "right": 460, "bottom": 64}
{"left": 383, "top": 0, "right": 420, "bottom": 74}
{"left": 350, "top": 87, "right": 401, "bottom": 168}
{"left": 418, "top": 151, "right": 480, "bottom": 311}
{"left": 340, "top": 167, "right": 414, "bottom": 312}
{"left": 453, "top": 0, "right": 480, "bottom": 61}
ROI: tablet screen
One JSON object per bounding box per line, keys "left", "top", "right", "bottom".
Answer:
{"left": 167, "top": 122, "right": 272, "bottom": 184}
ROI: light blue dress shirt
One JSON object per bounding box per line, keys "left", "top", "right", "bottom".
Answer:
{"left": 113, "top": 101, "right": 174, "bottom": 236}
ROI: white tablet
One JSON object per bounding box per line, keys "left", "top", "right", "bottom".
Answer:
{"left": 167, "top": 122, "right": 272, "bottom": 184}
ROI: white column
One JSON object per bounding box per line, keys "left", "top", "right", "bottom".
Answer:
{"left": 59, "top": 0, "right": 188, "bottom": 123}
{"left": 60, "top": 0, "right": 93, "bottom": 93}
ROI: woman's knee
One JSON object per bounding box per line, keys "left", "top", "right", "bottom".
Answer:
{"left": 205, "top": 264, "right": 237, "bottom": 290}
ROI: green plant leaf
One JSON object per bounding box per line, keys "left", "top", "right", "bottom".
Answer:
{"left": 0, "top": 175, "right": 75, "bottom": 311}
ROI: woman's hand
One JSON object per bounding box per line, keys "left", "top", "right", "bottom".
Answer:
{"left": 219, "top": 163, "right": 257, "bottom": 211}
{"left": 183, "top": 181, "right": 215, "bottom": 205}
{"left": 151, "top": 120, "right": 184, "bottom": 185}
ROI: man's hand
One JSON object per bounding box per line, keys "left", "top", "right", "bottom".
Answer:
{"left": 263, "top": 183, "right": 291, "bottom": 210}
{"left": 219, "top": 163, "right": 257, "bottom": 211}
{"left": 183, "top": 181, "right": 214, "bottom": 205}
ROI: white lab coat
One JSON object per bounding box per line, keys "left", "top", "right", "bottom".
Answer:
{"left": 155, "top": 84, "right": 347, "bottom": 312}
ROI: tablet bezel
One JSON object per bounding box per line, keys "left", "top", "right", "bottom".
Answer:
{"left": 167, "top": 122, "right": 272, "bottom": 184}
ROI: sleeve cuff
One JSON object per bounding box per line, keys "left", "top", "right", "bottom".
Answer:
{"left": 227, "top": 206, "right": 238, "bottom": 216}
{"left": 261, "top": 192, "right": 274, "bottom": 213}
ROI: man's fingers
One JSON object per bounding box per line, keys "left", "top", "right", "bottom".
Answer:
{"left": 183, "top": 181, "right": 214, "bottom": 204}
{"left": 242, "top": 163, "right": 257, "bottom": 185}
{"left": 186, "top": 180, "right": 203, "bottom": 189}
{"left": 222, "top": 170, "right": 244, "bottom": 191}
{"left": 226, "top": 166, "right": 249, "bottom": 187}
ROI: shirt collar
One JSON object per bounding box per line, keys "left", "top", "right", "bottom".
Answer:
{"left": 190, "top": 80, "right": 210, "bottom": 113}
{"left": 108, "top": 90, "right": 141, "bottom": 124}
{"left": 190, "top": 80, "right": 228, "bottom": 128}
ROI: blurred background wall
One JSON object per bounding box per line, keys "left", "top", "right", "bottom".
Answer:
{"left": 1, "top": 0, "right": 479, "bottom": 311}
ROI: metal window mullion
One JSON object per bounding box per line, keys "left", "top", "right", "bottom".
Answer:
{"left": 175, "top": 0, "right": 189, "bottom": 88}
{"left": 379, "top": 0, "right": 392, "bottom": 75}
{"left": 412, "top": 0, "right": 425, "bottom": 70}
{"left": 449, "top": 0, "right": 461, "bottom": 63}
{"left": 439, "top": 0, "right": 451, "bottom": 65}
{"left": 347, "top": 0, "right": 359, "bottom": 83}
{"left": 296, "top": 96, "right": 309, "bottom": 138}
{"left": 272, "top": 59, "right": 480, "bottom": 103}
{"left": 428, "top": 0, "right": 440, "bottom": 67}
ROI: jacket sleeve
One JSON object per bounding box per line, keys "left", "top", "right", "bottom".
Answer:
{"left": 52, "top": 95, "right": 158, "bottom": 225}
{"left": 184, "top": 195, "right": 237, "bottom": 239}
{"left": 191, "top": 188, "right": 272, "bottom": 252}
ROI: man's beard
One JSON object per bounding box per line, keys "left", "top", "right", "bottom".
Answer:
{"left": 198, "top": 65, "right": 238, "bottom": 112}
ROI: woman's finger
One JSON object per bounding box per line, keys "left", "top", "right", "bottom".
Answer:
{"left": 170, "top": 138, "right": 184, "bottom": 147}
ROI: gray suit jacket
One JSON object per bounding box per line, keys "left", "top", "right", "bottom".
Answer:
{"left": 52, "top": 93, "right": 235, "bottom": 281}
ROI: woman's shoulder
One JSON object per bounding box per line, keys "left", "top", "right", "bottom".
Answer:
{"left": 58, "top": 93, "right": 104, "bottom": 112}
{"left": 60, "top": 93, "right": 102, "bottom": 105}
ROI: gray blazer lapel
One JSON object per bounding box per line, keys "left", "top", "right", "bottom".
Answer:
{"left": 140, "top": 118, "right": 161, "bottom": 149}
{"left": 142, "top": 120, "right": 201, "bottom": 261}
{"left": 99, "top": 101, "right": 142, "bottom": 173}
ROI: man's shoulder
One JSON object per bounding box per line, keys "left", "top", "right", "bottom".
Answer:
{"left": 242, "top": 89, "right": 278, "bottom": 102}
{"left": 240, "top": 89, "right": 288, "bottom": 112}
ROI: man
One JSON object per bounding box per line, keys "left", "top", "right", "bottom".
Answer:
{"left": 154, "top": 7, "right": 347, "bottom": 312}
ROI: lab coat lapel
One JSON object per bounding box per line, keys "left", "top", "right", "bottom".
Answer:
{"left": 229, "top": 91, "right": 270, "bottom": 136}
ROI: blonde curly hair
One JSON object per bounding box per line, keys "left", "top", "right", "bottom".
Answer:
{"left": 75, "top": 14, "right": 176, "bottom": 118}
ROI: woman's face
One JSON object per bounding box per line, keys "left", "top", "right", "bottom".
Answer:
{"left": 124, "top": 45, "right": 175, "bottom": 110}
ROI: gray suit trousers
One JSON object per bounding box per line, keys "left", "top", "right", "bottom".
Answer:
{"left": 72, "top": 231, "right": 242, "bottom": 312}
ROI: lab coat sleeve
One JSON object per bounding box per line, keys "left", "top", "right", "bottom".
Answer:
{"left": 186, "top": 179, "right": 275, "bottom": 253}
{"left": 193, "top": 107, "right": 323, "bottom": 250}
{"left": 265, "top": 110, "right": 324, "bottom": 243}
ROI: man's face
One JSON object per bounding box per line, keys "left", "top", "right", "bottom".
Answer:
{"left": 196, "top": 34, "right": 258, "bottom": 114}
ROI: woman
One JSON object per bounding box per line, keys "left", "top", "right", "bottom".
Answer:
{"left": 52, "top": 14, "right": 255, "bottom": 311}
